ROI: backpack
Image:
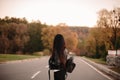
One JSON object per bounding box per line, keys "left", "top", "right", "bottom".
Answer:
{"left": 49, "top": 49, "right": 68, "bottom": 70}
{"left": 48, "top": 54, "right": 61, "bottom": 70}
{"left": 66, "top": 56, "right": 76, "bottom": 73}
{"left": 48, "top": 52, "right": 61, "bottom": 80}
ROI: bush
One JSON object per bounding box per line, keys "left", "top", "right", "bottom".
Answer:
{"left": 33, "top": 52, "right": 43, "bottom": 56}
{"left": 43, "top": 49, "right": 50, "bottom": 56}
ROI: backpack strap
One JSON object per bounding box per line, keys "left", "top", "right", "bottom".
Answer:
{"left": 48, "top": 69, "right": 50, "bottom": 80}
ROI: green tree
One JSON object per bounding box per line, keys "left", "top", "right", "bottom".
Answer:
{"left": 24, "top": 21, "right": 44, "bottom": 53}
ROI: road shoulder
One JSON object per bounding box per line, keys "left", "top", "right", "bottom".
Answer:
{"left": 81, "top": 57, "right": 120, "bottom": 80}
{"left": 0, "top": 58, "right": 41, "bottom": 64}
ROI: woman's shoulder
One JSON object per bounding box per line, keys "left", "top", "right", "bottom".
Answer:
{"left": 64, "top": 48, "right": 69, "bottom": 58}
{"left": 64, "top": 48, "right": 69, "bottom": 54}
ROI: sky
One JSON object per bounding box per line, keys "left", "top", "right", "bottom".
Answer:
{"left": 0, "top": 0, "right": 120, "bottom": 27}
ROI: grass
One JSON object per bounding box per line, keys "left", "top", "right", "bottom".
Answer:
{"left": 84, "top": 57, "right": 106, "bottom": 65}
{"left": 0, "top": 54, "right": 41, "bottom": 62}
{"left": 111, "top": 68, "right": 120, "bottom": 74}
{"left": 84, "top": 56, "right": 120, "bottom": 74}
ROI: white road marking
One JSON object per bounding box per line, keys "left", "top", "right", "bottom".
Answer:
{"left": 81, "top": 59, "right": 113, "bottom": 80}
{"left": 31, "top": 71, "right": 41, "bottom": 79}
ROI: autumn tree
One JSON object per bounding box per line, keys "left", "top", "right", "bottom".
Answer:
{"left": 0, "top": 17, "right": 45, "bottom": 54}
{"left": 86, "top": 8, "right": 120, "bottom": 58}
{"left": 97, "top": 8, "right": 120, "bottom": 51}
{"left": 14, "top": 23, "right": 29, "bottom": 53}
{"left": 70, "top": 27, "right": 89, "bottom": 55}
{"left": 85, "top": 27, "right": 108, "bottom": 59}
{"left": 0, "top": 22, "right": 29, "bottom": 54}
{"left": 41, "top": 25, "right": 78, "bottom": 52}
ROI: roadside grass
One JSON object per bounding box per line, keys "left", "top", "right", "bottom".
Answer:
{"left": 84, "top": 56, "right": 120, "bottom": 74}
{"left": 84, "top": 56, "right": 106, "bottom": 65}
{"left": 111, "top": 68, "right": 120, "bottom": 74}
{"left": 0, "top": 54, "right": 41, "bottom": 62}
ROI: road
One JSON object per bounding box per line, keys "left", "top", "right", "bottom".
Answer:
{"left": 0, "top": 56, "right": 112, "bottom": 80}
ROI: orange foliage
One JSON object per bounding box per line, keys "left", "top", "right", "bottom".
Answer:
{"left": 41, "top": 26, "right": 78, "bottom": 51}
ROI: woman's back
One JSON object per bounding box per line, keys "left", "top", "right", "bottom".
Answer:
{"left": 52, "top": 34, "right": 67, "bottom": 80}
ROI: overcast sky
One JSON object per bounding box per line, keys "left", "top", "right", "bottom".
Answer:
{"left": 0, "top": 0, "right": 120, "bottom": 27}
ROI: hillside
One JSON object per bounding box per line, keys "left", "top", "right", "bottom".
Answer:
{"left": 69, "top": 26, "right": 90, "bottom": 41}
{"left": 68, "top": 26, "right": 90, "bottom": 55}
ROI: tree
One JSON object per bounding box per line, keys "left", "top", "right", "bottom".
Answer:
{"left": 85, "top": 26, "right": 109, "bottom": 59}
{"left": 0, "top": 23, "right": 16, "bottom": 53}
{"left": 86, "top": 8, "right": 120, "bottom": 58}
{"left": 0, "top": 16, "right": 28, "bottom": 24}
{"left": 24, "top": 21, "right": 44, "bottom": 53}
{"left": 0, "top": 17, "right": 46, "bottom": 54}
{"left": 97, "top": 8, "right": 120, "bottom": 51}
{"left": 41, "top": 25, "right": 78, "bottom": 52}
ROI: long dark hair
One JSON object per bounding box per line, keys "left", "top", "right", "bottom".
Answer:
{"left": 52, "top": 34, "right": 66, "bottom": 68}
{"left": 52, "top": 34, "right": 65, "bottom": 56}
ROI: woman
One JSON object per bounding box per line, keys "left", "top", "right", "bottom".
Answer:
{"left": 52, "top": 34, "right": 68, "bottom": 80}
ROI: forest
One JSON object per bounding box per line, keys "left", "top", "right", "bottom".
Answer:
{"left": 0, "top": 17, "right": 78, "bottom": 54}
{"left": 0, "top": 8, "right": 120, "bottom": 60}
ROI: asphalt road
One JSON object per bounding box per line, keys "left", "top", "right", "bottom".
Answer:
{"left": 0, "top": 56, "right": 112, "bottom": 80}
